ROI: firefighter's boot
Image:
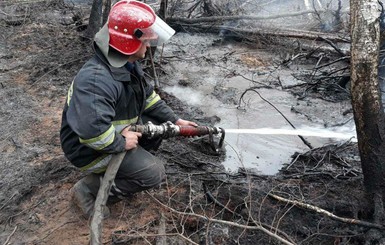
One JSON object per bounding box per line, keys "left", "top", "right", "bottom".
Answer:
{"left": 71, "top": 174, "right": 110, "bottom": 219}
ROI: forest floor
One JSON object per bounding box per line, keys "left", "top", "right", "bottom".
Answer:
{"left": 0, "top": 1, "right": 380, "bottom": 245}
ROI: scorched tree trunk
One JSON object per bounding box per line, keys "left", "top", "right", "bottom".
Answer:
{"left": 350, "top": 0, "right": 385, "bottom": 223}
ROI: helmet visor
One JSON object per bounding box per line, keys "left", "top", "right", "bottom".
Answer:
{"left": 135, "top": 16, "right": 175, "bottom": 47}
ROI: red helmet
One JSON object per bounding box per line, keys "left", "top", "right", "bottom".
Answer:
{"left": 108, "top": 0, "right": 174, "bottom": 55}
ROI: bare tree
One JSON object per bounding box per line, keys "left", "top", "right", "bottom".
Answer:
{"left": 350, "top": 0, "right": 385, "bottom": 230}
{"left": 159, "top": 0, "right": 168, "bottom": 19}
{"left": 86, "top": 0, "right": 112, "bottom": 39}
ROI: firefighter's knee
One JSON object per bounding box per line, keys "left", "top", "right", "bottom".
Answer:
{"left": 114, "top": 162, "right": 165, "bottom": 194}
{"left": 114, "top": 146, "right": 166, "bottom": 194}
{"left": 142, "top": 161, "right": 165, "bottom": 188}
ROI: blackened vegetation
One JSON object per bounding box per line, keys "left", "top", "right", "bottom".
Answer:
{"left": 292, "top": 64, "right": 350, "bottom": 102}
{"left": 1, "top": 0, "right": 381, "bottom": 244}
{"left": 156, "top": 91, "right": 369, "bottom": 243}
{"left": 154, "top": 139, "right": 371, "bottom": 245}
{"left": 276, "top": 45, "right": 351, "bottom": 102}
{"left": 0, "top": 0, "right": 88, "bottom": 223}
{"left": 314, "top": 0, "right": 344, "bottom": 33}
{"left": 282, "top": 141, "right": 361, "bottom": 180}
{"left": 166, "top": 0, "right": 352, "bottom": 102}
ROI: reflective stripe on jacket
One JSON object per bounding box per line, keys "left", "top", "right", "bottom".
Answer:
{"left": 60, "top": 45, "right": 178, "bottom": 171}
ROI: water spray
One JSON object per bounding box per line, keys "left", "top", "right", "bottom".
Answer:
{"left": 225, "top": 128, "right": 357, "bottom": 142}
{"left": 129, "top": 122, "right": 357, "bottom": 153}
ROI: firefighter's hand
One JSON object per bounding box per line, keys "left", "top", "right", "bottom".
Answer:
{"left": 175, "top": 119, "right": 198, "bottom": 127}
{"left": 121, "top": 129, "right": 142, "bottom": 150}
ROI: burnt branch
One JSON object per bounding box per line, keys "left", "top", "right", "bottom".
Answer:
{"left": 268, "top": 193, "right": 384, "bottom": 230}
{"left": 238, "top": 87, "right": 313, "bottom": 149}
{"left": 170, "top": 22, "right": 350, "bottom": 45}
{"left": 288, "top": 52, "right": 350, "bottom": 102}
{"left": 282, "top": 141, "right": 360, "bottom": 179}
{"left": 168, "top": 11, "right": 330, "bottom": 24}
{"left": 146, "top": 190, "right": 296, "bottom": 245}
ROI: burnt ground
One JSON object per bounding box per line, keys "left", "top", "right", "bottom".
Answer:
{"left": 0, "top": 1, "right": 380, "bottom": 244}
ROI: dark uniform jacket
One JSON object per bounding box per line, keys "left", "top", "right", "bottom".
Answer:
{"left": 60, "top": 46, "right": 178, "bottom": 173}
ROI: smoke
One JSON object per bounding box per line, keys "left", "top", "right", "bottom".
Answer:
{"left": 164, "top": 85, "right": 205, "bottom": 106}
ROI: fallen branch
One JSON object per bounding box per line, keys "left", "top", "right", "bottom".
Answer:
{"left": 6, "top": 199, "right": 44, "bottom": 224}
{"left": 0, "top": 0, "right": 47, "bottom": 4}
{"left": 203, "top": 183, "right": 241, "bottom": 218}
{"left": 319, "top": 37, "right": 348, "bottom": 57}
{"left": 0, "top": 192, "right": 17, "bottom": 212}
{"left": 168, "top": 20, "right": 350, "bottom": 45}
{"left": 167, "top": 10, "right": 329, "bottom": 23}
{"left": 146, "top": 191, "right": 295, "bottom": 245}
{"left": 29, "top": 55, "right": 91, "bottom": 89}
{"left": 238, "top": 87, "right": 313, "bottom": 149}
{"left": 113, "top": 231, "right": 199, "bottom": 245}
{"left": 157, "top": 212, "right": 167, "bottom": 244}
{"left": 2, "top": 225, "right": 17, "bottom": 245}
{"left": 37, "top": 221, "right": 77, "bottom": 242}
{"left": 268, "top": 193, "right": 384, "bottom": 230}
{"left": 0, "top": 9, "right": 27, "bottom": 18}
{"left": 90, "top": 151, "right": 127, "bottom": 245}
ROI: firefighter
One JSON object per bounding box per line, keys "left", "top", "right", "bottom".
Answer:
{"left": 60, "top": 0, "right": 197, "bottom": 219}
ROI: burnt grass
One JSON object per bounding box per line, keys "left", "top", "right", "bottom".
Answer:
{"left": 0, "top": 1, "right": 378, "bottom": 244}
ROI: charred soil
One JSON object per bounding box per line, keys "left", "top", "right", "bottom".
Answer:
{"left": 0, "top": 1, "right": 377, "bottom": 245}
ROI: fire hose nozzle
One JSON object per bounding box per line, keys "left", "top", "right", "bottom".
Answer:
{"left": 178, "top": 125, "right": 225, "bottom": 152}
{"left": 129, "top": 121, "right": 225, "bottom": 152}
